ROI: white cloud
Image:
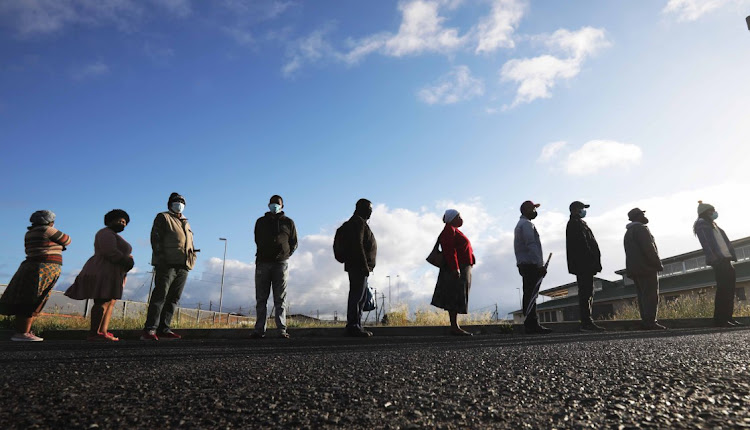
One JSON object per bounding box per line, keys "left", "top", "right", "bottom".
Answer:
{"left": 564, "top": 140, "right": 642, "bottom": 175}
{"left": 500, "top": 55, "right": 580, "bottom": 105}
{"left": 475, "top": 0, "right": 526, "bottom": 53}
{"left": 70, "top": 61, "right": 110, "bottom": 80}
{"left": 662, "top": 0, "right": 729, "bottom": 22}
{"left": 500, "top": 27, "right": 609, "bottom": 107}
{"left": 0, "top": 0, "right": 190, "bottom": 37}
{"left": 282, "top": 27, "right": 336, "bottom": 77}
{"left": 417, "top": 65, "right": 485, "bottom": 105}
{"left": 382, "top": 0, "right": 466, "bottom": 56}
{"left": 538, "top": 141, "right": 568, "bottom": 162}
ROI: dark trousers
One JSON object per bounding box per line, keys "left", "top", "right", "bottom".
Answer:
{"left": 576, "top": 274, "right": 594, "bottom": 324}
{"left": 145, "top": 265, "right": 188, "bottom": 332}
{"left": 518, "top": 264, "right": 542, "bottom": 327}
{"left": 712, "top": 260, "right": 736, "bottom": 322}
{"left": 346, "top": 270, "right": 369, "bottom": 330}
{"left": 632, "top": 273, "right": 659, "bottom": 325}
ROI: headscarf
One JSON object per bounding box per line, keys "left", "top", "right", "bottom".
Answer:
{"left": 30, "top": 210, "right": 55, "bottom": 226}
{"left": 443, "top": 209, "right": 459, "bottom": 224}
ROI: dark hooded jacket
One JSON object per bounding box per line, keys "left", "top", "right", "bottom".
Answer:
{"left": 624, "top": 222, "right": 663, "bottom": 276}
{"left": 343, "top": 213, "right": 377, "bottom": 273}
{"left": 254, "top": 212, "right": 298, "bottom": 263}
{"left": 566, "top": 215, "right": 602, "bottom": 275}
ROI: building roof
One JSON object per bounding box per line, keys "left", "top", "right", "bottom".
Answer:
{"left": 539, "top": 277, "right": 616, "bottom": 298}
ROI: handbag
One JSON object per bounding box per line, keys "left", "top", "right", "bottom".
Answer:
{"left": 426, "top": 237, "right": 444, "bottom": 268}
{"left": 363, "top": 285, "right": 376, "bottom": 312}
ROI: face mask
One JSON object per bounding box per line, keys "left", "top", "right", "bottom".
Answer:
{"left": 528, "top": 211, "right": 538, "bottom": 220}
{"left": 170, "top": 202, "right": 185, "bottom": 214}
{"left": 711, "top": 212, "right": 719, "bottom": 220}
{"left": 269, "top": 203, "right": 282, "bottom": 214}
{"left": 579, "top": 209, "right": 587, "bottom": 218}
{"left": 110, "top": 224, "right": 125, "bottom": 233}
{"left": 642, "top": 217, "right": 649, "bottom": 224}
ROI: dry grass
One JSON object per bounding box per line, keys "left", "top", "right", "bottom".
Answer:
{"left": 385, "top": 303, "right": 504, "bottom": 327}
{"left": 612, "top": 292, "right": 750, "bottom": 320}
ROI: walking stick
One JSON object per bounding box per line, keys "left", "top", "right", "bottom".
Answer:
{"left": 524, "top": 253, "right": 553, "bottom": 317}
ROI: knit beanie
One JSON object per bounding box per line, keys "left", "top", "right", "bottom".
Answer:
{"left": 30, "top": 210, "right": 55, "bottom": 226}
{"left": 443, "top": 209, "right": 460, "bottom": 223}
{"left": 168, "top": 192, "right": 186, "bottom": 206}
{"left": 697, "top": 200, "right": 714, "bottom": 215}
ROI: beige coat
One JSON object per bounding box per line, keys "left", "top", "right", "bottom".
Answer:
{"left": 150, "top": 211, "right": 196, "bottom": 270}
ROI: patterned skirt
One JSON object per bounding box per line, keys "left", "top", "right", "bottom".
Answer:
{"left": 431, "top": 265, "right": 472, "bottom": 314}
{"left": 0, "top": 261, "right": 61, "bottom": 317}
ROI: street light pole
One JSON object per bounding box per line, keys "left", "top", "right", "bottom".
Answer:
{"left": 396, "top": 275, "right": 400, "bottom": 304}
{"left": 219, "top": 238, "right": 227, "bottom": 315}
{"left": 386, "top": 275, "right": 391, "bottom": 314}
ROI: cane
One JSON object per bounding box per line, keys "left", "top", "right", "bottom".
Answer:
{"left": 524, "top": 253, "right": 553, "bottom": 317}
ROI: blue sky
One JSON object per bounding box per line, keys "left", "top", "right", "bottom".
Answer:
{"left": 1, "top": 0, "right": 750, "bottom": 318}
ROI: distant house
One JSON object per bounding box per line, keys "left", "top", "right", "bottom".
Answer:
{"left": 511, "top": 236, "right": 750, "bottom": 324}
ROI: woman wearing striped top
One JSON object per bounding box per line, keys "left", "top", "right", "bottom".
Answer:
{"left": 0, "top": 210, "right": 71, "bottom": 342}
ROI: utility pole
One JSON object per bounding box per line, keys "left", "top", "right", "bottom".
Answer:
{"left": 219, "top": 238, "right": 227, "bottom": 314}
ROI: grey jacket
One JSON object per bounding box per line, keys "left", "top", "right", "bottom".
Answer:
{"left": 694, "top": 218, "right": 736, "bottom": 266}
{"left": 514, "top": 216, "right": 543, "bottom": 267}
{"left": 624, "top": 222, "right": 662, "bottom": 276}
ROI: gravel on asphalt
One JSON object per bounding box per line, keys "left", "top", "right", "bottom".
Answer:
{"left": 1, "top": 327, "right": 750, "bottom": 429}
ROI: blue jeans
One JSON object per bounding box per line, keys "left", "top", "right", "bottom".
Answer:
{"left": 347, "top": 271, "right": 369, "bottom": 330}
{"left": 255, "top": 261, "right": 288, "bottom": 334}
{"left": 145, "top": 266, "right": 188, "bottom": 332}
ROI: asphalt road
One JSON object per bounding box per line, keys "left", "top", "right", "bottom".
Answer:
{"left": 2, "top": 327, "right": 750, "bottom": 429}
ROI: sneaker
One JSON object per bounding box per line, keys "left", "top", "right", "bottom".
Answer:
{"left": 580, "top": 322, "right": 606, "bottom": 332}
{"left": 524, "top": 325, "right": 552, "bottom": 335}
{"left": 158, "top": 330, "right": 182, "bottom": 340}
{"left": 140, "top": 330, "right": 159, "bottom": 341}
{"left": 714, "top": 320, "right": 735, "bottom": 328}
{"left": 641, "top": 323, "right": 668, "bottom": 330}
{"left": 729, "top": 319, "right": 743, "bottom": 326}
{"left": 249, "top": 332, "right": 265, "bottom": 339}
{"left": 279, "top": 332, "right": 290, "bottom": 339}
{"left": 345, "top": 328, "right": 372, "bottom": 337}
{"left": 11, "top": 332, "right": 43, "bottom": 342}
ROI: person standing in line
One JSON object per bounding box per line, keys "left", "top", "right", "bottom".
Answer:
{"left": 566, "top": 201, "right": 605, "bottom": 332}
{"left": 430, "top": 209, "right": 476, "bottom": 336}
{"left": 694, "top": 201, "right": 740, "bottom": 327}
{"left": 250, "top": 195, "right": 298, "bottom": 339}
{"left": 0, "top": 210, "right": 71, "bottom": 341}
{"left": 65, "top": 209, "right": 134, "bottom": 341}
{"left": 623, "top": 208, "right": 665, "bottom": 330}
{"left": 514, "top": 200, "right": 551, "bottom": 334}
{"left": 341, "top": 199, "right": 377, "bottom": 337}
{"left": 141, "top": 192, "right": 197, "bottom": 341}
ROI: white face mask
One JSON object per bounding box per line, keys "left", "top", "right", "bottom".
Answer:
{"left": 170, "top": 202, "right": 185, "bottom": 214}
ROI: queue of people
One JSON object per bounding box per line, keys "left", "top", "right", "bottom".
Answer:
{"left": 0, "top": 194, "right": 743, "bottom": 341}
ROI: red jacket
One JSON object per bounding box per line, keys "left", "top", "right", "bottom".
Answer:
{"left": 439, "top": 224, "right": 475, "bottom": 271}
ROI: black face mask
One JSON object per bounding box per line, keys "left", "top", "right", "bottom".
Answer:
{"left": 528, "top": 211, "right": 538, "bottom": 220}
{"left": 110, "top": 224, "right": 126, "bottom": 233}
{"left": 641, "top": 217, "right": 649, "bottom": 225}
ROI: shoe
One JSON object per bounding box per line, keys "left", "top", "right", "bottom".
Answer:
{"left": 158, "top": 330, "right": 182, "bottom": 340}
{"left": 279, "top": 332, "right": 290, "bottom": 339}
{"left": 140, "top": 330, "right": 159, "bottom": 341}
{"left": 729, "top": 320, "right": 743, "bottom": 326}
{"left": 580, "top": 322, "right": 606, "bottom": 332}
{"left": 641, "top": 323, "right": 668, "bottom": 330}
{"left": 87, "top": 333, "right": 118, "bottom": 342}
{"left": 345, "top": 328, "right": 372, "bottom": 337}
{"left": 714, "top": 320, "right": 735, "bottom": 328}
{"left": 249, "top": 332, "right": 265, "bottom": 339}
{"left": 11, "top": 332, "right": 43, "bottom": 342}
{"left": 524, "top": 325, "right": 552, "bottom": 335}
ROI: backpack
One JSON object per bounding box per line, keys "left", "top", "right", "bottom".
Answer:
{"left": 333, "top": 221, "right": 349, "bottom": 263}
